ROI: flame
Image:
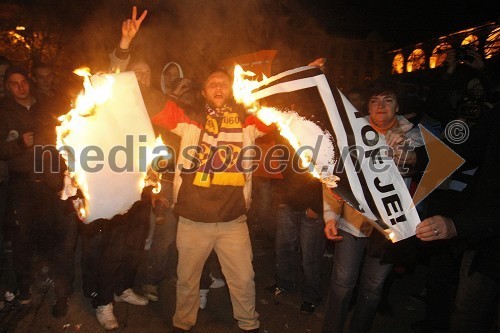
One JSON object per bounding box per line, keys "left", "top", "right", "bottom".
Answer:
{"left": 71, "top": 68, "right": 115, "bottom": 116}
{"left": 233, "top": 66, "right": 261, "bottom": 108}
{"left": 72, "top": 198, "right": 87, "bottom": 221}
{"left": 57, "top": 69, "right": 164, "bottom": 222}
{"left": 56, "top": 68, "right": 115, "bottom": 221}
{"left": 256, "top": 107, "right": 321, "bottom": 178}
{"left": 232, "top": 65, "right": 338, "bottom": 186}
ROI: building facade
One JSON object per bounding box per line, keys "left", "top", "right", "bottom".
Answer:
{"left": 388, "top": 21, "right": 500, "bottom": 75}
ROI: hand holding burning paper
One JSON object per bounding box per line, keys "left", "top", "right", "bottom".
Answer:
{"left": 233, "top": 65, "right": 340, "bottom": 189}
{"left": 233, "top": 65, "right": 421, "bottom": 242}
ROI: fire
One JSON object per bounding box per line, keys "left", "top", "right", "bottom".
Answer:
{"left": 233, "top": 66, "right": 262, "bottom": 108}
{"left": 255, "top": 107, "right": 321, "bottom": 178}
{"left": 233, "top": 65, "right": 339, "bottom": 188}
{"left": 56, "top": 69, "right": 161, "bottom": 222}
{"left": 143, "top": 135, "right": 166, "bottom": 195}
{"left": 71, "top": 68, "right": 115, "bottom": 116}
{"left": 56, "top": 68, "right": 115, "bottom": 220}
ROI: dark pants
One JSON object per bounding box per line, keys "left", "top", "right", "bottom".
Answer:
{"left": 450, "top": 250, "right": 500, "bottom": 333}
{"left": 275, "top": 204, "right": 325, "bottom": 305}
{"left": 51, "top": 198, "right": 79, "bottom": 298}
{"left": 144, "top": 180, "right": 178, "bottom": 285}
{"left": 0, "top": 174, "right": 8, "bottom": 275}
{"left": 6, "top": 179, "right": 56, "bottom": 293}
{"left": 7, "top": 178, "right": 78, "bottom": 297}
{"left": 248, "top": 177, "right": 272, "bottom": 230}
{"left": 421, "top": 240, "right": 460, "bottom": 330}
{"left": 82, "top": 200, "right": 150, "bottom": 307}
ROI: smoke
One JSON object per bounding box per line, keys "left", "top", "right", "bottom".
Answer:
{"left": 68, "top": 0, "right": 332, "bottom": 86}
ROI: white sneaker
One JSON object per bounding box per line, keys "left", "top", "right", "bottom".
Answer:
{"left": 96, "top": 303, "right": 119, "bottom": 330}
{"left": 114, "top": 288, "right": 149, "bottom": 306}
{"left": 209, "top": 274, "right": 226, "bottom": 289}
{"left": 199, "top": 289, "right": 209, "bottom": 309}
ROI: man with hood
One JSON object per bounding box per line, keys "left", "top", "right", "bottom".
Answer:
{"left": 161, "top": 62, "right": 184, "bottom": 96}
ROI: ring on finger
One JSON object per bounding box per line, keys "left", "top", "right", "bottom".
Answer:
{"left": 433, "top": 228, "right": 439, "bottom": 236}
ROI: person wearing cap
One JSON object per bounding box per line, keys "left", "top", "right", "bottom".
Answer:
{"left": 0, "top": 65, "right": 77, "bottom": 318}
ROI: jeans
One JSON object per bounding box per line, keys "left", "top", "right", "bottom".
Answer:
{"left": 275, "top": 204, "right": 325, "bottom": 305}
{"left": 144, "top": 180, "right": 178, "bottom": 286}
{"left": 450, "top": 250, "right": 500, "bottom": 333}
{"left": 322, "top": 229, "right": 393, "bottom": 333}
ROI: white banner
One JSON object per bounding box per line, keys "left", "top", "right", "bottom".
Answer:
{"left": 252, "top": 66, "right": 420, "bottom": 241}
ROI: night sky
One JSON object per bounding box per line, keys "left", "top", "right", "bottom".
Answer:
{"left": 0, "top": 0, "right": 497, "bottom": 77}
{"left": 302, "top": 0, "right": 497, "bottom": 46}
{"left": 3, "top": 0, "right": 496, "bottom": 45}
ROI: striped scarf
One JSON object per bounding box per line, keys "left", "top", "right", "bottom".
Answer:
{"left": 193, "top": 104, "right": 245, "bottom": 187}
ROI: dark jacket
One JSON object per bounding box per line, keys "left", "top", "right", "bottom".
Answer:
{"left": 449, "top": 103, "right": 500, "bottom": 281}
{"left": 0, "top": 96, "right": 64, "bottom": 190}
{"left": 277, "top": 136, "right": 323, "bottom": 215}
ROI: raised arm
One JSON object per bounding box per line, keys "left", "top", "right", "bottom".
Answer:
{"left": 110, "top": 6, "right": 148, "bottom": 72}
{"left": 120, "top": 6, "right": 148, "bottom": 51}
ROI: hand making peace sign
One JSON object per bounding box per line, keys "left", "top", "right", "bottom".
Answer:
{"left": 119, "top": 6, "right": 148, "bottom": 50}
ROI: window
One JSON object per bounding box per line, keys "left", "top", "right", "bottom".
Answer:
{"left": 406, "top": 49, "right": 426, "bottom": 72}
{"left": 461, "top": 35, "right": 479, "bottom": 49}
{"left": 429, "top": 42, "right": 452, "bottom": 68}
{"left": 392, "top": 53, "right": 404, "bottom": 74}
{"left": 484, "top": 27, "right": 500, "bottom": 59}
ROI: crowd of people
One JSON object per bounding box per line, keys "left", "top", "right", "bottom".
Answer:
{"left": 1, "top": 6, "right": 500, "bottom": 333}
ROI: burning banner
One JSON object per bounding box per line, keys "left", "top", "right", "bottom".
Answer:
{"left": 234, "top": 66, "right": 420, "bottom": 242}
{"left": 219, "top": 49, "right": 277, "bottom": 77}
{"left": 57, "top": 70, "right": 160, "bottom": 223}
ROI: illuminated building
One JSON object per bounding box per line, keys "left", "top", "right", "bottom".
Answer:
{"left": 388, "top": 21, "right": 499, "bottom": 74}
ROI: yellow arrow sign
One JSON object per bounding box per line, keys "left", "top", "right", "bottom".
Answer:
{"left": 412, "top": 125, "right": 465, "bottom": 207}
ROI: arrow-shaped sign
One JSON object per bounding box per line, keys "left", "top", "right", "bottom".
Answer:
{"left": 412, "top": 125, "right": 465, "bottom": 207}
